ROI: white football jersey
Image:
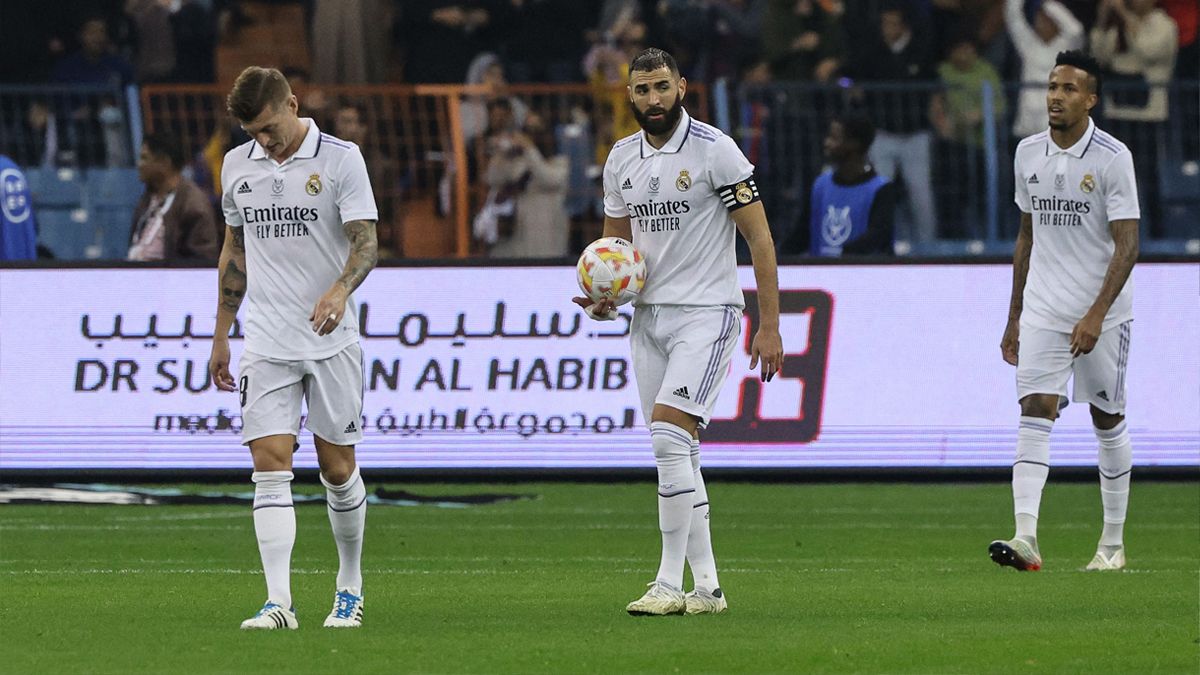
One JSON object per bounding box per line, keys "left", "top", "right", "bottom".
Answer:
{"left": 221, "top": 118, "right": 378, "bottom": 360}
{"left": 603, "top": 108, "right": 755, "bottom": 308}
{"left": 1014, "top": 118, "right": 1139, "bottom": 333}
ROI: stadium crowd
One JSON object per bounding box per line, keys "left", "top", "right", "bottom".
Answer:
{"left": 0, "top": 0, "right": 1195, "bottom": 261}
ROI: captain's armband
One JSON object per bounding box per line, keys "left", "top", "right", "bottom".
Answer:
{"left": 717, "top": 176, "right": 761, "bottom": 211}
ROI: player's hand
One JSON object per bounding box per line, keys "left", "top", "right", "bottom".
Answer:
{"left": 310, "top": 285, "right": 349, "bottom": 336}
{"left": 209, "top": 338, "right": 237, "bottom": 392}
{"left": 573, "top": 296, "right": 618, "bottom": 321}
{"left": 749, "top": 327, "right": 784, "bottom": 382}
{"left": 1070, "top": 310, "right": 1103, "bottom": 357}
{"left": 1000, "top": 320, "right": 1020, "bottom": 366}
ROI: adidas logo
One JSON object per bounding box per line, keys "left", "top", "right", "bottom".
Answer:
{"left": 1096, "top": 390, "right": 1109, "bottom": 401}
{"left": 621, "top": 177, "right": 633, "bottom": 190}
{"left": 1027, "top": 174, "right": 1039, "bottom": 184}
{"left": 344, "top": 420, "right": 358, "bottom": 433}
{"left": 672, "top": 386, "right": 690, "bottom": 400}
{"left": 237, "top": 181, "right": 252, "bottom": 194}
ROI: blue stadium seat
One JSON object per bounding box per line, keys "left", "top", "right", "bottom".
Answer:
{"left": 24, "top": 167, "right": 84, "bottom": 208}
{"left": 1158, "top": 161, "right": 1200, "bottom": 240}
{"left": 37, "top": 208, "right": 92, "bottom": 260}
{"left": 557, "top": 122, "right": 595, "bottom": 219}
{"left": 84, "top": 168, "right": 143, "bottom": 209}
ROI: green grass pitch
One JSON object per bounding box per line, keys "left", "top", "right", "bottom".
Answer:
{"left": 1, "top": 481, "right": 1197, "bottom": 674}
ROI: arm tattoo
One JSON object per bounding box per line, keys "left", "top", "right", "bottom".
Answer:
{"left": 1091, "top": 221, "right": 1139, "bottom": 313}
{"left": 1008, "top": 213, "right": 1033, "bottom": 321}
{"left": 219, "top": 258, "right": 247, "bottom": 313}
{"left": 230, "top": 226, "right": 245, "bottom": 251}
{"left": 336, "top": 220, "right": 379, "bottom": 293}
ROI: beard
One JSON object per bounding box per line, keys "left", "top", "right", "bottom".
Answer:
{"left": 631, "top": 94, "right": 684, "bottom": 136}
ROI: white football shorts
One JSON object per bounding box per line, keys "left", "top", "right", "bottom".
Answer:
{"left": 238, "top": 342, "right": 365, "bottom": 445}
{"left": 1016, "top": 320, "right": 1132, "bottom": 415}
{"left": 631, "top": 304, "right": 743, "bottom": 426}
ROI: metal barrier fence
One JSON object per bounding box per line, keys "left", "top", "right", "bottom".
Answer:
{"left": 0, "top": 84, "right": 138, "bottom": 169}
{"left": 737, "top": 80, "right": 1199, "bottom": 254}
{"left": 140, "top": 83, "right": 709, "bottom": 259}
{"left": 3, "top": 81, "right": 1193, "bottom": 259}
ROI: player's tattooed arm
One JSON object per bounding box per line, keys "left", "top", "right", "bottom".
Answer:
{"left": 210, "top": 225, "right": 246, "bottom": 392}
{"left": 217, "top": 226, "right": 248, "bottom": 316}
{"left": 336, "top": 219, "right": 379, "bottom": 293}
{"left": 1090, "top": 219, "right": 1138, "bottom": 315}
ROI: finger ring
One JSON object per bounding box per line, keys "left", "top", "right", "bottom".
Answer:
{"left": 326, "top": 313, "right": 336, "bottom": 322}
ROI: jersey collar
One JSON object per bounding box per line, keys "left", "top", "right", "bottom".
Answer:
{"left": 249, "top": 117, "right": 322, "bottom": 162}
{"left": 640, "top": 108, "right": 692, "bottom": 158}
{"left": 1045, "top": 117, "right": 1095, "bottom": 158}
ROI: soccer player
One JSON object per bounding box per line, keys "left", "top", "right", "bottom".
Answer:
{"left": 991, "top": 51, "right": 1139, "bottom": 572}
{"left": 207, "top": 67, "right": 379, "bottom": 628}
{"left": 574, "top": 48, "right": 784, "bottom": 614}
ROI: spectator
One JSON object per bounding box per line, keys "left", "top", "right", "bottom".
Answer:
{"left": 933, "top": 34, "right": 1005, "bottom": 237}
{"left": 124, "top": 0, "right": 176, "bottom": 82}
{"left": 312, "top": 0, "right": 392, "bottom": 84}
{"left": 51, "top": 15, "right": 134, "bottom": 88}
{"left": 846, "top": 1, "right": 940, "bottom": 245}
{"left": 1005, "top": 0, "right": 1084, "bottom": 139}
{"left": 461, "top": 52, "right": 529, "bottom": 146}
{"left": 781, "top": 113, "right": 896, "bottom": 257}
{"left": 51, "top": 15, "right": 135, "bottom": 167}
{"left": 401, "top": 1, "right": 494, "bottom": 84}
{"left": 484, "top": 113, "right": 570, "bottom": 258}
{"left": 127, "top": 131, "right": 218, "bottom": 261}
{"left": 333, "top": 102, "right": 400, "bottom": 257}
{"left": 0, "top": 155, "right": 38, "bottom": 261}
{"left": 583, "top": 19, "right": 648, "bottom": 162}
{"left": 1160, "top": 0, "right": 1197, "bottom": 81}
{"left": 1091, "top": 0, "right": 1179, "bottom": 236}
{"left": 708, "top": 0, "right": 768, "bottom": 83}
{"left": 762, "top": 0, "right": 846, "bottom": 83}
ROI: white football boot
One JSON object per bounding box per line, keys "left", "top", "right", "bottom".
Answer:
{"left": 685, "top": 588, "right": 728, "bottom": 615}
{"left": 240, "top": 602, "right": 298, "bottom": 630}
{"left": 1085, "top": 547, "right": 1126, "bottom": 571}
{"left": 323, "top": 588, "right": 364, "bottom": 628}
{"left": 625, "top": 581, "right": 686, "bottom": 616}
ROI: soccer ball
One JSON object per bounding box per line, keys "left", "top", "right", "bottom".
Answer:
{"left": 576, "top": 236, "right": 646, "bottom": 306}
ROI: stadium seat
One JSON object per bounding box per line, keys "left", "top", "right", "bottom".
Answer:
{"left": 557, "top": 122, "right": 595, "bottom": 219}
{"left": 84, "top": 168, "right": 143, "bottom": 209}
{"left": 36, "top": 207, "right": 92, "bottom": 260}
{"left": 24, "top": 167, "right": 84, "bottom": 208}
{"left": 1158, "top": 160, "right": 1200, "bottom": 240}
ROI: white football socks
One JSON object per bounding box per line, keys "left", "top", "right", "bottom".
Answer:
{"left": 1012, "top": 416, "right": 1053, "bottom": 544}
{"left": 1096, "top": 421, "right": 1132, "bottom": 548}
{"left": 686, "top": 438, "right": 720, "bottom": 593}
{"left": 252, "top": 470, "right": 296, "bottom": 608}
{"left": 650, "top": 421, "right": 696, "bottom": 590}
{"left": 322, "top": 466, "right": 367, "bottom": 592}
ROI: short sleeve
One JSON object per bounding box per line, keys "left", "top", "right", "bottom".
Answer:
{"left": 602, "top": 150, "right": 628, "bottom": 218}
{"left": 1102, "top": 150, "right": 1140, "bottom": 222}
{"left": 1013, "top": 151, "right": 1031, "bottom": 213}
{"left": 220, "top": 159, "right": 244, "bottom": 228}
{"left": 706, "top": 136, "right": 755, "bottom": 191}
{"left": 335, "top": 146, "right": 379, "bottom": 224}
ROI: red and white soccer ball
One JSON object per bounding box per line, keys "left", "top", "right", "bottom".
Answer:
{"left": 576, "top": 236, "right": 647, "bottom": 306}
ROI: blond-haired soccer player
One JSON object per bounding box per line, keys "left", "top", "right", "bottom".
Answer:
{"left": 575, "top": 48, "right": 784, "bottom": 614}
{"left": 992, "top": 50, "right": 1139, "bottom": 572}
{"left": 208, "top": 66, "right": 379, "bottom": 628}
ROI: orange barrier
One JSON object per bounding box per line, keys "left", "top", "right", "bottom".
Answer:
{"left": 141, "top": 83, "right": 708, "bottom": 258}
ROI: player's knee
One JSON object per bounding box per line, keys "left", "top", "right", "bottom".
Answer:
{"left": 1019, "top": 394, "right": 1058, "bottom": 420}
{"left": 650, "top": 421, "right": 692, "bottom": 465}
{"left": 1090, "top": 406, "right": 1123, "bottom": 431}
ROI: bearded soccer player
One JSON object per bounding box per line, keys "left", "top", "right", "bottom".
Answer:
{"left": 208, "top": 66, "right": 379, "bottom": 628}
{"left": 991, "top": 50, "right": 1139, "bottom": 572}
{"left": 575, "top": 48, "right": 784, "bottom": 615}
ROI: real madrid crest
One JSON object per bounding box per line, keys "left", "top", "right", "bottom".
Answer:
{"left": 735, "top": 181, "right": 753, "bottom": 204}
{"left": 1080, "top": 173, "right": 1095, "bottom": 193}
{"left": 675, "top": 170, "right": 691, "bottom": 192}
{"left": 306, "top": 173, "right": 322, "bottom": 196}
